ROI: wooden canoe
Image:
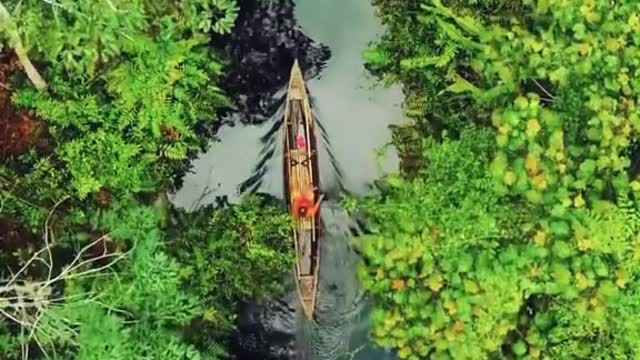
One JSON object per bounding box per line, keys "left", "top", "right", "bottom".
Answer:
{"left": 283, "top": 59, "right": 321, "bottom": 320}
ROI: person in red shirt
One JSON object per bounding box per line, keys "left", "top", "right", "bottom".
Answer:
{"left": 296, "top": 134, "right": 307, "bottom": 150}
{"left": 292, "top": 190, "right": 324, "bottom": 219}
{"left": 291, "top": 132, "right": 320, "bottom": 218}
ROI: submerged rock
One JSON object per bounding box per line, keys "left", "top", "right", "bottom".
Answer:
{"left": 212, "top": 0, "right": 330, "bottom": 125}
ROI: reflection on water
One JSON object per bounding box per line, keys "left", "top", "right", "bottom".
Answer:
{"left": 169, "top": 118, "right": 271, "bottom": 208}
{"left": 212, "top": 0, "right": 331, "bottom": 124}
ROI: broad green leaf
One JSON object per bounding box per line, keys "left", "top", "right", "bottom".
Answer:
{"left": 444, "top": 75, "right": 481, "bottom": 96}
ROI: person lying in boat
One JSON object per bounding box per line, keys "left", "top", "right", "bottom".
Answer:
{"left": 292, "top": 190, "right": 324, "bottom": 219}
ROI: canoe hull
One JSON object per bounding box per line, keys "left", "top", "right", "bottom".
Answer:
{"left": 283, "top": 60, "right": 321, "bottom": 320}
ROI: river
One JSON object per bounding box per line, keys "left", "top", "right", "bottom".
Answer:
{"left": 171, "top": 0, "right": 403, "bottom": 359}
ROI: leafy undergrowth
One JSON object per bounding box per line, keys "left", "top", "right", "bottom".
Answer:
{"left": 0, "top": 0, "right": 294, "bottom": 359}
{"left": 0, "top": 51, "right": 49, "bottom": 160}
{"left": 352, "top": 0, "right": 640, "bottom": 359}
{"left": 168, "top": 195, "right": 294, "bottom": 337}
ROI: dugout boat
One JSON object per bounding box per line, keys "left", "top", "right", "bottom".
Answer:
{"left": 283, "top": 59, "right": 321, "bottom": 320}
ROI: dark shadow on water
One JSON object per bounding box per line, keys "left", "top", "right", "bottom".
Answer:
{"left": 212, "top": 0, "right": 331, "bottom": 126}
{"left": 231, "top": 297, "right": 298, "bottom": 360}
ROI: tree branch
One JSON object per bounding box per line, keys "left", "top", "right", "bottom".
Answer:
{"left": 0, "top": 1, "right": 47, "bottom": 90}
{"left": 0, "top": 228, "right": 130, "bottom": 359}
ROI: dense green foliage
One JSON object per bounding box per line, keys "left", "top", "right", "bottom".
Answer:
{"left": 365, "top": 0, "right": 523, "bottom": 134}
{"left": 1, "top": 195, "right": 292, "bottom": 359}
{"left": 169, "top": 196, "right": 294, "bottom": 333}
{"left": 1, "top": 0, "right": 236, "bottom": 227}
{"left": 355, "top": 0, "right": 640, "bottom": 359}
{"left": 0, "top": 1, "right": 294, "bottom": 359}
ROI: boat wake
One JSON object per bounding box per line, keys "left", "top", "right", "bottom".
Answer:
{"left": 296, "top": 201, "right": 396, "bottom": 360}
{"left": 237, "top": 78, "right": 348, "bottom": 200}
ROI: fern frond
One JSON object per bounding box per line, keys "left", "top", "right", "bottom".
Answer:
{"left": 617, "top": 192, "right": 640, "bottom": 236}
{"left": 159, "top": 143, "right": 188, "bottom": 160}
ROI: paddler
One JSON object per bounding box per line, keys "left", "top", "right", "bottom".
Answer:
{"left": 292, "top": 190, "right": 324, "bottom": 219}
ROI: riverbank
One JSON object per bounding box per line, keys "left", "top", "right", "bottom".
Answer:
{"left": 351, "top": 1, "right": 640, "bottom": 359}
{"left": 0, "top": 1, "right": 306, "bottom": 358}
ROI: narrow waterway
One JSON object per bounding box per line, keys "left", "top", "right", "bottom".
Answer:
{"left": 294, "top": 0, "right": 403, "bottom": 196}
{"left": 294, "top": 1, "right": 401, "bottom": 359}
{"left": 171, "top": 0, "right": 404, "bottom": 359}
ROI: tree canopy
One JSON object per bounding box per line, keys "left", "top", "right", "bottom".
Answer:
{"left": 0, "top": 1, "right": 293, "bottom": 359}
{"left": 353, "top": 1, "right": 640, "bottom": 359}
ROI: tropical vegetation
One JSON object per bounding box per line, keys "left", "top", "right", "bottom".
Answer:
{"left": 353, "top": 0, "right": 640, "bottom": 359}
{"left": 0, "top": 0, "right": 293, "bottom": 359}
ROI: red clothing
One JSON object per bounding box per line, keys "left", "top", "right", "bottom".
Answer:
{"left": 293, "top": 194, "right": 320, "bottom": 219}
{"left": 296, "top": 135, "right": 307, "bottom": 150}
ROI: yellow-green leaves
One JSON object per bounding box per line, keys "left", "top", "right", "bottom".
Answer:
{"left": 549, "top": 66, "right": 568, "bottom": 85}
{"left": 444, "top": 73, "right": 481, "bottom": 96}
{"left": 515, "top": 96, "right": 529, "bottom": 110}
{"left": 536, "top": 0, "right": 550, "bottom": 14}
{"left": 533, "top": 230, "right": 547, "bottom": 247}
{"left": 428, "top": 274, "right": 445, "bottom": 292}
{"left": 526, "top": 118, "right": 541, "bottom": 138}
{"left": 579, "top": 1, "right": 601, "bottom": 24}
{"left": 552, "top": 263, "right": 572, "bottom": 286}
{"left": 526, "top": 154, "right": 541, "bottom": 175}
{"left": 498, "top": 65, "right": 513, "bottom": 82}
{"left": 362, "top": 0, "right": 640, "bottom": 358}
{"left": 503, "top": 171, "right": 517, "bottom": 186}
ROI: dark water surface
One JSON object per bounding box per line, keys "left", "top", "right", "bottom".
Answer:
{"left": 171, "top": 1, "right": 403, "bottom": 359}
